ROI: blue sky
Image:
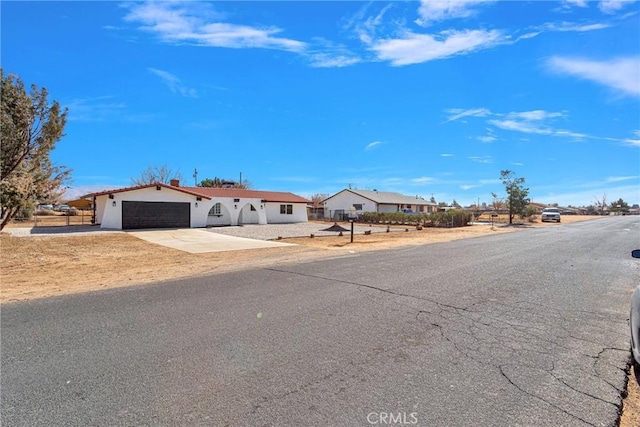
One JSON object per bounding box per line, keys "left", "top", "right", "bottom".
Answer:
{"left": 2, "top": 0, "right": 639, "bottom": 207}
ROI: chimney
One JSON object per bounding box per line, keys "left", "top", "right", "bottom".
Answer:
{"left": 170, "top": 179, "right": 179, "bottom": 187}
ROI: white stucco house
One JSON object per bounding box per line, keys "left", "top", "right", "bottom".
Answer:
{"left": 83, "top": 180, "right": 310, "bottom": 230}
{"left": 323, "top": 189, "right": 438, "bottom": 219}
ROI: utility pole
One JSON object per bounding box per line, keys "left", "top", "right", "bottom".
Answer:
{"left": 193, "top": 168, "right": 198, "bottom": 186}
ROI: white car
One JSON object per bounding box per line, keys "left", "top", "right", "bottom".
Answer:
{"left": 541, "top": 207, "right": 561, "bottom": 223}
{"left": 630, "top": 250, "right": 640, "bottom": 365}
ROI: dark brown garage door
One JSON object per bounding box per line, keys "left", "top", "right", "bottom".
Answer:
{"left": 122, "top": 201, "right": 190, "bottom": 229}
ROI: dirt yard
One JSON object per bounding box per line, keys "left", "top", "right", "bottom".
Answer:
{"left": 0, "top": 214, "right": 599, "bottom": 303}
{"left": 4, "top": 214, "right": 637, "bottom": 423}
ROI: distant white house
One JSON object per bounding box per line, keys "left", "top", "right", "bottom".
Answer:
{"left": 322, "top": 189, "right": 438, "bottom": 220}
{"left": 83, "top": 180, "right": 310, "bottom": 230}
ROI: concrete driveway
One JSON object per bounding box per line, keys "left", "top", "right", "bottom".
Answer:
{"left": 127, "top": 229, "right": 294, "bottom": 254}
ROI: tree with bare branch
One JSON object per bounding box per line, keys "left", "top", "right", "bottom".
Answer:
{"left": 131, "top": 165, "right": 183, "bottom": 186}
{"left": 310, "top": 193, "right": 329, "bottom": 208}
{"left": 593, "top": 193, "right": 607, "bottom": 215}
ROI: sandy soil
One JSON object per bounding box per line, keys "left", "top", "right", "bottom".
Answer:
{"left": 621, "top": 364, "right": 640, "bottom": 427}
{"left": 0, "top": 214, "right": 600, "bottom": 303}
{"left": 5, "top": 214, "right": 636, "bottom": 422}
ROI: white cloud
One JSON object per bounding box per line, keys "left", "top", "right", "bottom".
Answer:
{"left": 148, "top": 68, "right": 197, "bottom": 97}
{"left": 444, "top": 107, "right": 492, "bottom": 123}
{"left": 488, "top": 119, "right": 551, "bottom": 135}
{"left": 477, "top": 135, "right": 497, "bottom": 143}
{"left": 441, "top": 153, "right": 454, "bottom": 157}
{"left": 365, "top": 141, "right": 383, "bottom": 150}
{"left": 546, "top": 56, "right": 640, "bottom": 97}
{"left": 534, "top": 184, "right": 640, "bottom": 206}
{"left": 123, "top": 2, "right": 306, "bottom": 52}
{"left": 489, "top": 118, "right": 587, "bottom": 139}
{"left": 308, "top": 53, "right": 361, "bottom": 68}
{"left": 65, "top": 96, "right": 127, "bottom": 122}
{"left": 488, "top": 109, "right": 587, "bottom": 139}
{"left": 370, "top": 29, "right": 504, "bottom": 66}
{"left": 479, "top": 179, "right": 502, "bottom": 185}
{"left": 411, "top": 177, "right": 435, "bottom": 184}
{"left": 564, "top": 0, "right": 589, "bottom": 7}
{"left": 468, "top": 156, "right": 493, "bottom": 164}
{"left": 487, "top": 109, "right": 570, "bottom": 136}
{"left": 624, "top": 130, "right": 640, "bottom": 146}
{"left": 416, "top": 0, "right": 495, "bottom": 26}
{"left": 543, "top": 22, "right": 612, "bottom": 32}
{"left": 606, "top": 175, "right": 639, "bottom": 182}
{"left": 447, "top": 107, "right": 637, "bottom": 147}
{"left": 307, "top": 39, "right": 361, "bottom": 67}
{"left": 349, "top": 3, "right": 394, "bottom": 45}
{"left": 460, "top": 184, "right": 481, "bottom": 190}
{"left": 599, "top": 0, "right": 636, "bottom": 14}
{"left": 506, "top": 110, "right": 565, "bottom": 121}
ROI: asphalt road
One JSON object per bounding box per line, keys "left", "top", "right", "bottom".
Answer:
{"left": 3, "top": 216, "right": 639, "bottom": 426}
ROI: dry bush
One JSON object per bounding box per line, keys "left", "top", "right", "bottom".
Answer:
{"left": 35, "top": 209, "right": 56, "bottom": 216}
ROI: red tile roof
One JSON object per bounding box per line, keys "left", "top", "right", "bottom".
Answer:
{"left": 181, "top": 187, "right": 311, "bottom": 204}
{"left": 82, "top": 183, "right": 212, "bottom": 199}
{"left": 82, "top": 183, "right": 310, "bottom": 204}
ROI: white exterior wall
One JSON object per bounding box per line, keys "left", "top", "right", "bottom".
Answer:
{"left": 264, "top": 202, "right": 308, "bottom": 223}
{"left": 204, "top": 198, "right": 267, "bottom": 226}
{"left": 205, "top": 201, "right": 234, "bottom": 227}
{"left": 94, "top": 197, "right": 108, "bottom": 227}
{"left": 238, "top": 202, "right": 261, "bottom": 224}
{"left": 323, "top": 191, "right": 377, "bottom": 217}
{"left": 378, "top": 204, "right": 399, "bottom": 214}
{"left": 95, "top": 188, "right": 302, "bottom": 229}
{"left": 96, "top": 186, "right": 204, "bottom": 229}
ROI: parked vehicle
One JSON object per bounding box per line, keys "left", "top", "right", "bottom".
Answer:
{"left": 38, "top": 204, "right": 54, "bottom": 211}
{"left": 541, "top": 207, "right": 561, "bottom": 223}
{"left": 56, "top": 204, "right": 70, "bottom": 212}
{"left": 629, "top": 250, "right": 640, "bottom": 365}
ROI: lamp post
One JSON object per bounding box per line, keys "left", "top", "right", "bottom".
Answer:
{"left": 349, "top": 206, "right": 357, "bottom": 243}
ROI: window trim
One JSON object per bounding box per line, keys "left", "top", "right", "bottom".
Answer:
{"left": 208, "top": 202, "right": 222, "bottom": 217}
{"left": 280, "top": 204, "right": 293, "bottom": 215}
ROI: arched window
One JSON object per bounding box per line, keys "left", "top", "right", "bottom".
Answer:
{"left": 208, "top": 203, "right": 222, "bottom": 216}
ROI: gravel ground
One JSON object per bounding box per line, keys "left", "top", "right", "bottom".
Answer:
{"left": 2, "top": 225, "right": 123, "bottom": 237}
{"left": 2, "top": 222, "right": 406, "bottom": 240}
{"left": 205, "top": 222, "right": 406, "bottom": 240}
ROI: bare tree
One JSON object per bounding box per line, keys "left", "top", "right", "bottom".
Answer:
{"left": 131, "top": 165, "right": 183, "bottom": 186}
{"left": 235, "top": 179, "right": 252, "bottom": 190}
{"left": 593, "top": 193, "right": 607, "bottom": 215}
{"left": 310, "top": 193, "right": 329, "bottom": 208}
{"left": 491, "top": 192, "right": 504, "bottom": 212}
